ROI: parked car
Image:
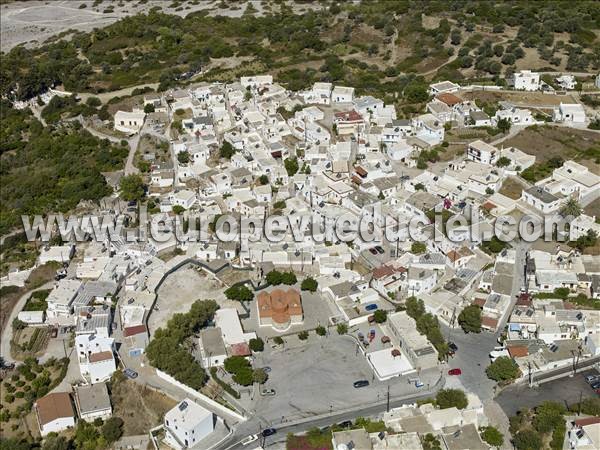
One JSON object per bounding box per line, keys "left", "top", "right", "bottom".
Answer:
{"left": 448, "top": 368, "right": 462, "bottom": 376}
{"left": 365, "top": 304, "right": 378, "bottom": 312}
{"left": 353, "top": 380, "right": 370, "bottom": 388}
{"left": 260, "top": 389, "right": 276, "bottom": 396}
{"left": 262, "top": 428, "right": 277, "bottom": 437}
{"left": 123, "top": 368, "right": 138, "bottom": 379}
{"left": 337, "top": 420, "right": 352, "bottom": 428}
{"left": 369, "top": 248, "right": 378, "bottom": 255}
{"left": 50, "top": 328, "right": 58, "bottom": 338}
{"left": 585, "top": 375, "right": 600, "bottom": 384}
{"left": 415, "top": 380, "right": 424, "bottom": 388}
{"left": 241, "top": 434, "right": 259, "bottom": 446}
{"left": 448, "top": 342, "right": 458, "bottom": 352}
{"left": 375, "top": 246, "right": 385, "bottom": 254}
{"left": 591, "top": 381, "right": 600, "bottom": 390}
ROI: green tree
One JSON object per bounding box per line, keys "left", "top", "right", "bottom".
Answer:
{"left": 119, "top": 174, "right": 145, "bottom": 201}
{"left": 457, "top": 305, "right": 482, "bottom": 333}
{"left": 436, "top": 388, "right": 468, "bottom": 409}
{"left": 281, "top": 271, "right": 297, "bottom": 285}
{"left": 249, "top": 337, "right": 264, "bottom": 352}
{"left": 284, "top": 157, "right": 299, "bottom": 176}
{"left": 266, "top": 270, "right": 283, "bottom": 285}
{"left": 252, "top": 368, "right": 268, "bottom": 384}
{"left": 316, "top": 325, "right": 327, "bottom": 336}
{"left": 486, "top": 356, "right": 520, "bottom": 382}
{"left": 533, "top": 401, "right": 566, "bottom": 434}
{"left": 86, "top": 96, "right": 101, "bottom": 107}
{"left": 177, "top": 151, "right": 190, "bottom": 164}
{"left": 224, "top": 285, "right": 254, "bottom": 302}
{"left": 480, "top": 426, "right": 504, "bottom": 448}
{"left": 143, "top": 103, "right": 155, "bottom": 113}
{"left": 42, "top": 434, "right": 71, "bottom": 450}
{"left": 422, "top": 433, "right": 442, "bottom": 450}
{"left": 301, "top": 277, "right": 318, "bottom": 292}
{"left": 560, "top": 197, "right": 582, "bottom": 218}
{"left": 298, "top": 331, "right": 309, "bottom": 340}
{"left": 336, "top": 323, "right": 348, "bottom": 334}
{"left": 233, "top": 366, "right": 254, "bottom": 386}
{"left": 373, "top": 310, "right": 388, "bottom": 323}
{"left": 172, "top": 205, "right": 185, "bottom": 215}
{"left": 219, "top": 141, "right": 236, "bottom": 159}
{"left": 411, "top": 242, "right": 426, "bottom": 254}
{"left": 405, "top": 297, "right": 425, "bottom": 319}
{"left": 497, "top": 117, "right": 512, "bottom": 134}
{"left": 224, "top": 356, "right": 251, "bottom": 374}
{"left": 273, "top": 336, "right": 284, "bottom": 345}
{"left": 102, "top": 417, "right": 124, "bottom": 442}
{"left": 513, "top": 429, "right": 542, "bottom": 450}
{"left": 258, "top": 175, "right": 269, "bottom": 185}
{"left": 496, "top": 156, "right": 511, "bottom": 168}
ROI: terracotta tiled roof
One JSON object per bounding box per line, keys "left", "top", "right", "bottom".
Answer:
{"left": 507, "top": 345, "right": 528, "bottom": 358}
{"left": 229, "top": 342, "right": 251, "bottom": 357}
{"left": 472, "top": 297, "right": 486, "bottom": 307}
{"left": 481, "top": 316, "right": 498, "bottom": 329}
{"left": 89, "top": 351, "right": 113, "bottom": 363}
{"left": 36, "top": 392, "right": 74, "bottom": 426}
{"left": 482, "top": 201, "right": 496, "bottom": 212}
{"left": 257, "top": 289, "right": 303, "bottom": 325}
{"left": 123, "top": 324, "right": 147, "bottom": 337}
{"left": 334, "top": 110, "right": 363, "bottom": 122}
{"left": 436, "top": 93, "right": 462, "bottom": 106}
{"left": 355, "top": 166, "right": 368, "bottom": 177}
{"left": 574, "top": 417, "right": 600, "bottom": 427}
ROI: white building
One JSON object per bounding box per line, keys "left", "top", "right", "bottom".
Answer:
{"left": 114, "top": 110, "right": 146, "bottom": 134}
{"left": 35, "top": 392, "right": 76, "bottom": 436}
{"left": 164, "top": 399, "right": 215, "bottom": 450}
{"left": 75, "top": 383, "right": 112, "bottom": 422}
{"left": 332, "top": 85, "right": 355, "bottom": 103}
{"left": 46, "top": 279, "right": 84, "bottom": 321}
{"left": 521, "top": 186, "right": 563, "bottom": 215}
{"left": 513, "top": 70, "right": 540, "bottom": 91}
{"left": 466, "top": 140, "right": 498, "bottom": 165}
{"left": 428, "top": 80, "right": 460, "bottom": 95}
{"left": 553, "top": 103, "right": 586, "bottom": 123}
{"left": 555, "top": 74, "right": 576, "bottom": 90}
{"left": 75, "top": 334, "right": 116, "bottom": 383}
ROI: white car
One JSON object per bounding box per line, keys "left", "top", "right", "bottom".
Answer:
{"left": 241, "top": 434, "right": 259, "bottom": 446}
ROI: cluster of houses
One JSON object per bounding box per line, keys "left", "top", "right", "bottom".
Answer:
{"left": 7, "top": 71, "right": 600, "bottom": 449}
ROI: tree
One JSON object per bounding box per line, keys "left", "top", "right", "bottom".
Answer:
{"left": 405, "top": 297, "right": 425, "bottom": 319}
{"left": 496, "top": 156, "right": 511, "bottom": 167}
{"left": 252, "top": 368, "right": 268, "bottom": 384}
{"left": 281, "top": 271, "right": 297, "bottom": 285}
{"left": 404, "top": 81, "right": 429, "bottom": 103}
{"left": 513, "top": 429, "right": 543, "bottom": 450}
{"left": 316, "top": 325, "right": 327, "bottom": 336}
{"left": 480, "top": 426, "right": 504, "bottom": 448}
{"left": 486, "top": 356, "right": 520, "bottom": 382}
{"left": 560, "top": 197, "right": 582, "bottom": 218}
{"left": 258, "top": 175, "right": 269, "bottom": 185}
{"left": 143, "top": 103, "right": 155, "bottom": 113}
{"left": 573, "top": 229, "right": 598, "bottom": 251}
{"left": 219, "top": 141, "right": 236, "bottom": 159}
{"left": 533, "top": 401, "right": 566, "bottom": 434}
{"left": 301, "top": 277, "right": 318, "bottom": 292}
{"left": 298, "top": 331, "right": 309, "bottom": 340}
{"left": 86, "top": 96, "right": 101, "bottom": 107}
{"left": 119, "top": 174, "right": 145, "bottom": 201}
{"left": 224, "top": 356, "right": 251, "bottom": 374}
{"left": 42, "top": 435, "right": 71, "bottom": 450}
{"left": 337, "top": 323, "right": 348, "bottom": 334}
{"left": 12, "top": 318, "right": 26, "bottom": 331}
{"left": 411, "top": 242, "right": 426, "bottom": 254}
{"left": 266, "top": 270, "right": 283, "bottom": 285}
{"left": 373, "top": 310, "right": 387, "bottom": 323}
{"left": 497, "top": 117, "right": 512, "bottom": 134}
{"left": 172, "top": 205, "right": 185, "bottom": 215}
{"left": 273, "top": 200, "right": 286, "bottom": 210}
{"left": 273, "top": 336, "right": 284, "bottom": 345}
{"left": 422, "top": 433, "right": 442, "bottom": 450}
{"left": 224, "top": 285, "right": 254, "bottom": 302}
{"left": 249, "top": 337, "right": 264, "bottom": 352}
{"left": 284, "top": 157, "right": 299, "bottom": 176}
{"left": 457, "top": 305, "right": 482, "bottom": 333}
{"left": 436, "top": 388, "right": 468, "bottom": 409}
{"left": 177, "top": 151, "right": 190, "bottom": 164}
{"left": 233, "top": 366, "right": 254, "bottom": 386}
{"left": 102, "top": 417, "right": 124, "bottom": 442}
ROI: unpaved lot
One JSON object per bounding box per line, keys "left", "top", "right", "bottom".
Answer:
{"left": 462, "top": 90, "right": 576, "bottom": 107}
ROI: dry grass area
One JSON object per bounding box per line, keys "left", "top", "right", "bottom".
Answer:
{"left": 501, "top": 125, "right": 600, "bottom": 164}
{"left": 11, "top": 326, "right": 50, "bottom": 359}
{"left": 499, "top": 177, "right": 527, "bottom": 200}
{"left": 584, "top": 198, "right": 600, "bottom": 218}
{"left": 462, "top": 90, "right": 576, "bottom": 107}
{"left": 111, "top": 376, "right": 177, "bottom": 436}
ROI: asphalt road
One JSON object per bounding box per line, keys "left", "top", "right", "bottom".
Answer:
{"left": 496, "top": 368, "right": 600, "bottom": 417}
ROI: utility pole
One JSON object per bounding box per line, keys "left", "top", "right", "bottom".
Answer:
{"left": 386, "top": 384, "right": 390, "bottom": 412}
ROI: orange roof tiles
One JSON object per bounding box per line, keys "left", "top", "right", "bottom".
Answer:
{"left": 36, "top": 392, "right": 74, "bottom": 426}
{"left": 257, "top": 289, "right": 303, "bottom": 325}
{"left": 89, "top": 351, "right": 113, "bottom": 363}
{"left": 436, "top": 93, "right": 463, "bottom": 106}
{"left": 507, "top": 345, "right": 529, "bottom": 358}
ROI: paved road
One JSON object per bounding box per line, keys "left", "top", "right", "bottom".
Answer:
{"left": 0, "top": 281, "right": 55, "bottom": 364}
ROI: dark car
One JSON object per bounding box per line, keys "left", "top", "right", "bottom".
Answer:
{"left": 369, "top": 248, "right": 378, "bottom": 255}
{"left": 123, "top": 368, "right": 138, "bottom": 379}
{"left": 591, "top": 381, "right": 600, "bottom": 390}
{"left": 353, "top": 380, "right": 370, "bottom": 388}
{"left": 365, "top": 304, "right": 378, "bottom": 311}
{"left": 448, "top": 342, "right": 458, "bottom": 352}
{"left": 262, "top": 428, "right": 277, "bottom": 437}
{"left": 338, "top": 420, "right": 353, "bottom": 429}
{"left": 375, "top": 246, "right": 385, "bottom": 254}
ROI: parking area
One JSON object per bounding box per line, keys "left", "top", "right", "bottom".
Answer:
{"left": 249, "top": 334, "right": 442, "bottom": 426}
{"left": 496, "top": 368, "right": 600, "bottom": 417}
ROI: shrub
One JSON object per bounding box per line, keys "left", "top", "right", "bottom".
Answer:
{"left": 298, "top": 331, "right": 309, "bottom": 340}
{"left": 249, "top": 338, "right": 264, "bottom": 352}
{"left": 436, "top": 389, "right": 468, "bottom": 410}
{"left": 316, "top": 325, "right": 327, "bottom": 336}
{"left": 301, "top": 277, "right": 318, "bottom": 292}
{"left": 273, "top": 336, "right": 284, "bottom": 345}
{"left": 337, "top": 323, "right": 348, "bottom": 334}
{"left": 486, "top": 356, "right": 520, "bottom": 382}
